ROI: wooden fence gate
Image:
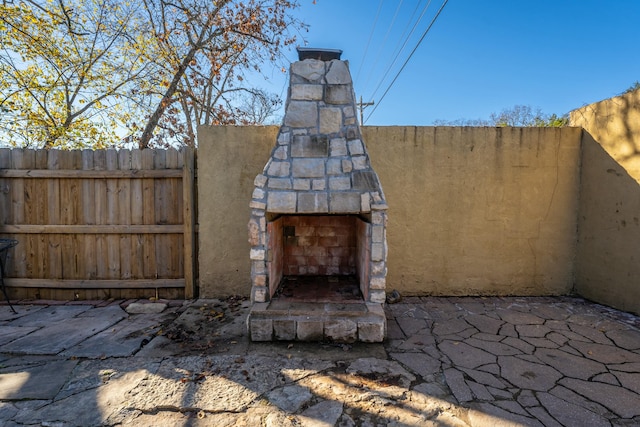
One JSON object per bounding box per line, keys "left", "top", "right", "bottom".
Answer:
{"left": 0, "top": 148, "right": 197, "bottom": 300}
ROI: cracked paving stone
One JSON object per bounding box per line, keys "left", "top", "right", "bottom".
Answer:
{"left": 566, "top": 314, "right": 601, "bottom": 327}
{"left": 439, "top": 340, "right": 496, "bottom": 369}
{"left": 463, "top": 337, "right": 522, "bottom": 356}
{"left": 125, "top": 355, "right": 301, "bottom": 413}
{"left": 516, "top": 324, "right": 551, "bottom": 338}
{"left": 345, "top": 357, "right": 416, "bottom": 389}
{"left": 443, "top": 368, "right": 472, "bottom": 403}
{"left": 12, "top": 367, "right": 151, "bottom": 426}
{"left": 537, "top": 392, "right": 611, "bottom": 427}
{"left": 549, "top": 385, "right": 611, "bottom": 416}
{"left": 0, "top": 359, "right": 77, "bottom": 400}
{"left": 608, "top": 361, "right": 640, "bottom": 373}
{"left": 545, "top": 319, "right": 571, "bottom": 331}
{"left": 390, "top": 352, "right": 440, "bottom": 378}
{"left": 530, "top": 304, "right": 572, "bottom": 321}
{"left": 557, "top": 328, "right": 592, "bottom": 342}
{"left": 525, "top": 406, "right": 564, "bottom": 427}
{"left": 494, "top": 399, "right": 530, "bottom": 417}
{"left": 486, "top": 386, "right": 512, "bottom": 399}
{"left": 468, "top": 402, "right": 543, "bottom": 427}
{"left": 395, "top": 317, "right": 430, "bottom": 336}
{"left": 568, "top": 323, "right": 614, "bottom": 344}
{"left": 432, "top": 318, "right": 474, "bottom": 336}
{"left": 297, "top": 400, "right": 343, "bottom": 427}
{"left": 517, "top": 389, "right": 539, "bottom": 407}
{"left": 477, "top": 363, "right": 501, "bottom": 375}
{"left": 560, "top": 377, "right": 640, "bottom": 418}
{"left": 57, "top": 358, "right": 162, "bottom": 401}
{"left": 498, "top": 323, "right": 518, "bottom": 338}
{"left": 592, "top": 372, "right": 621, "bottom": 386}
{"left": 501, "top": 336, "right": 535, "bottom": 354}
{"left": 470, "top": 332, "right": 505, "bottom": 342}
{"left": 496, "top": 310, "right": 545, "bottom": 325}
{"left": 522, "top": 337, "right": 560, "bottom": 349}
{"left": 467, "top": 381, "right": 493, "bottom": 400}
{"left": 569, "top": 340, "right": 640, "bottom": 364}
{"left": 460, "top": 368, "right": 508, "bottom": 389}
{"left": 606, "top": 328, "right": 640, "bottom": 350}
{"left": 557, "top": 344, "right": 583, "bottom": 357}
{"left": 611, "top": 370, "right": 640, "bottom": 394}
{"left": 266, "top": 384, "right": 313, "bottom": 413}
{"left": 546, "top": 331, "right": 569, "bottom": 346}
{"left": 385, "top": 319, "right": 405, "bottom": 340}
{"left": 498, "top": 356, "right": 562, "bottom": 391}
{"left": 396, "top": 333, "right": 438, "bottom": 352}
{"left": 7, "top": 305, "right": 91, "bottom": 327}
{"left": 411, "top": 381, "right": 455, "bottom": 402}
{"left": 533, "top": 348, "right": 606, "bottom": 380}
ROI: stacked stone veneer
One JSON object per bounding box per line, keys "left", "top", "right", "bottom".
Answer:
{"left": 248, "top": 57, "right": 388, "bottom": 304}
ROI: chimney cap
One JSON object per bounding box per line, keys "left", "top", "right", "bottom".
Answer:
{"left": 297, "top": 47, "right": 342, "bottom": 61}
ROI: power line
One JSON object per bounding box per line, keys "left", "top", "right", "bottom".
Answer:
{"left": 365, "top": 0, "right": 450, "bottom": 123}
{"left": 361, "top": 0, "right": 405, "bottom": 92}
{"left": 368, "top": 0, "right": 432, "bottom": 102}
{"left": 355, "top": 0, "right": 384, "bottom": 83}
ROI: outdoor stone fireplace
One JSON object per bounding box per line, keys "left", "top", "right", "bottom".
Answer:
{"left": 247, "top": 48, "right": 388, "bottom": 342}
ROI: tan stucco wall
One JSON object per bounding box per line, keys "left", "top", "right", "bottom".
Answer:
{"left": 363, "top": 127, "right": 581, "bottom": 296}
{"left": 197, "top": 126, "right": 278, "bottom": 298}
{"left": 574, "top": 134, "right": 640, "bottom": 314}
{"left": 570, "top": 93, "right": 640, "bottom": 315}
{"left": 571, "top": 90, "right": 640, "bottom": 182}
{"left": 197, "top": 126, "right": 582, "bottom": 298}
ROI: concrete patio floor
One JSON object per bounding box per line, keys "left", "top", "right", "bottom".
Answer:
{"left": 1, "top": 295, "right": 639, "bottom": 426}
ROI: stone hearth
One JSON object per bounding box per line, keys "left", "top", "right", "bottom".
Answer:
{"left": 247, "top": 48, "right": 388, "bottom": 342}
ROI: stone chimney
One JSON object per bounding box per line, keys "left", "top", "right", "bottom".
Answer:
{"left": 247, "top": 48, "right": 388, "bottom": 342}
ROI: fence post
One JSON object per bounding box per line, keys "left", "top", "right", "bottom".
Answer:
{"left": 182, "top": 147, "right": 197, "bottom": 298}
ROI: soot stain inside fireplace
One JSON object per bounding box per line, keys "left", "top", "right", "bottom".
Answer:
{"left": 273, "top": 276, "right": 362, "bottom": 303}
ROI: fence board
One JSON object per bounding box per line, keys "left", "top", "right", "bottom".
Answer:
{"left": 106, "top": 149, "right": 119, "bottom": 279}
{"left": 0, "top": 147, "right": 196, "bottom": 299}
{"left": 118, "top": 150, "right": 132, "bottom": 280}
{"left": 81, "top": 150, "right": 96, "bottom": 280}
{"left": 183, "top": 147, "right": 196, "bottom": 298}
{"left": 0, "top": 149, "right": 11, "bottom": 227}
{"left": 10, "top": 149, "right": 24, "bottom": 227}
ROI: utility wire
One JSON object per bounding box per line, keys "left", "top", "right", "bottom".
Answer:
{"left": 355, "top": 0, "right": 384, "bottom": 83}
{"left": 368, "top": 0, "right": 432, "bottom": 103}
{"left": 361, "top": 0, "right": 405, "bottom": 91}
{"left": 365, "top": 0, "right": 450, "bottom": 123}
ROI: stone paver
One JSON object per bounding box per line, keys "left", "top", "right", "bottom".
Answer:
{"left": 0, "top": 296, "right": 639, "bottom": 426}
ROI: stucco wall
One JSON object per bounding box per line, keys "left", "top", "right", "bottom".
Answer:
{"left": 571, "top": 93, "right": 640, "bottom": 315}
{"left": 197, "top": 126, "right": 582, "bottom": 298}
{"left": 571, "top": 90, "right": 640, "bottom": 182}
{"left": 574, "top": 134, "right": 640, "bottom": 314}
{"left": 197, "top": 126, "right": 277, "bottom": 298}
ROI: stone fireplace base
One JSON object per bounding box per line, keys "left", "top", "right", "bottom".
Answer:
{"left": 247, "top": 299, "right": 386, "bottom": 342}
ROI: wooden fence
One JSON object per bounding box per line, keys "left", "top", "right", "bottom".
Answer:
{"left": 0, "top": 148, "right": 197, "bottom": 300}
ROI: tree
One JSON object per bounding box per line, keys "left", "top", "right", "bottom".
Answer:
{"left": 238, "top": 89, "right": 283, "bottom": 125}
{"left": 622, "top": 81, "right": 640, "bottom": 95}
{"left": 434, "top": 105, "right": 568, "bottom": 128}
{"left": 0, "top": 0, "right": 303, "bottom": 149}
{"left": 133, "top": 0, "right": 301, "bottom": 148}
{"left": 0, "top": 0, "right": 152, "bottom": 148}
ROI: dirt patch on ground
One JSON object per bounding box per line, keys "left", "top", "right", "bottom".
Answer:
{"left": 149, "top": 296, "right": 388, "bottom": 360}
{"left": 155, "top": 296, "right": 251, "bottom": 354}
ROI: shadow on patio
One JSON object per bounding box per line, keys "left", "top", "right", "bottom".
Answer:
{"left": 1, "top": 295, "right": 639, "bottom": 426}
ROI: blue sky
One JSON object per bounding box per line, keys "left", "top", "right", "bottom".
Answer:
{"left": 259, "top": 0, "right": 640, "bottom": 125}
